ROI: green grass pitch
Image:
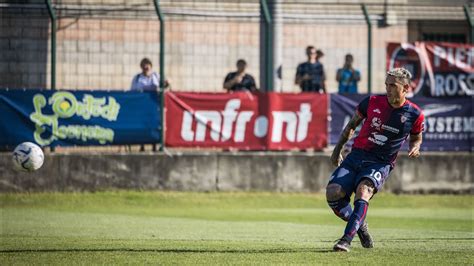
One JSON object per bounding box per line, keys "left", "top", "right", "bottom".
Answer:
{"left": 1, "top": 192, "right": 473, "bottom": 265}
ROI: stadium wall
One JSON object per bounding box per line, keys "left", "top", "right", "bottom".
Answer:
{"left": 1, "top": 5, "right": 407, "bottom": 94}
{"left": 0, "top": 153, "right": 472, "bottom": 194}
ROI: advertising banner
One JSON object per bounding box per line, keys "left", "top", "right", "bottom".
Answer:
{"left": 387, "top": 42, "right": 473, "bottom": 97}
{"left": 330, "top": 94, "right": 473, "bottom": 151}
{"left": 0, "top": 89, "right": 161, "bottom": 147}
{"left": 165, "top": 92, "right": 328, "bottom": 150}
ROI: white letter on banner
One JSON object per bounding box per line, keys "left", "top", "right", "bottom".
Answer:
{"left": 272, "top": 111, "right": 297, "bottom": 142}
{"left": 253, "top": 116, "right": 268, "bottom": 138}
{"left": 447, "top": 47, "right": 455, "bottom": 67}
{"left": 296, "top": 103, "right": 312, "bottom": 142}
{"left": 426, "top": 117, "right": 436, "bottom": 133}
{"left": 455, "top": 47, "right": 467, "bottom": 69}
{"left": 220, "top": 99, "right": 241, "bottom": 142}
{"left": 454, "top": 117, "right": 462, "bottom": 133}
{"left": 434, "top": 74, "right": 445, "bottom": 96}
{"left": 194, "top": 111, "right": 221, "bottom": 141}
{"left": 468, "top": 47, "right": 474, "bottom": 68}
{"left": 234, "top": 111, "right": 254, "bottom": 142}
{"left": 445, "top": 74, "right": 458, "bottom": 96}
{"left": 181, "top": 111, "right": 194, "bottom": 141}
{"left": 433, "top": 46, "right": 445, "bottom": 68}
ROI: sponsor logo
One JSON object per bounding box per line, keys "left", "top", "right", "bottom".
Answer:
{"left": 381, "top": 124, "right": 400, "bottom": 134}
{"left": 388, "top": 43, "right": 430, "bottom": 97}
{"left": 368, "top": 132, "right": 388, "bottom": 146}
{"left": 371, "top": 117, "right": 382, "bottom": 129}
{"left": 388, "top": 43, "right": 473, "bottom": 97}
{"left": 370, "top": 117, "right": 400, "bottom": 134}
{"left": 422, "top": 104, "right": 462, "bottom": 117}
{"left": 29, "top": 92, "right": 119, "bottom": 145}
{"left": 421, "top": 104, "right": 472, "bottom": 134}
{"left": 180, "top": 99, "right": 313, "bottom": 143}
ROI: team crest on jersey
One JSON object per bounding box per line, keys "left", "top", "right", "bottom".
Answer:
{"left": 400, "top": 115, "right": 407, "bottom": 123}
{"left": 373, "top": 108, "right": 381, "bottom": 114}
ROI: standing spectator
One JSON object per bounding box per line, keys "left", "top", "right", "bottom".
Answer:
{"left": 131, "top": 58, "right": 169, "bottom": 91}
{"left": 295, "top": 46, "right": 326, "bottom": 93}
{"left": 130, "top": 58, "right": 169, "bottom": 152}
{"left": 223, "top": 59, "right": 257, "bottom": 92}
{"left": 336, "top": 54, "right": 361, "bottom": 94}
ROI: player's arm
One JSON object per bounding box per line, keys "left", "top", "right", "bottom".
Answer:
{"left": 408, "top": 133, "right": 422, "bottom": 158}
{"left": 330, "top": 112, "right": 364, "bottom": 167}
{"left": 408, "top": 112, "right": 424, "bottom": 158}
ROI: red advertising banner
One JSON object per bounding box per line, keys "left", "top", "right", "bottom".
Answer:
{"left": 386, "top": 42, "right": 473, "bottom": 97}
{"left": 165, "top": 92, "right": 328, "bottom": 150}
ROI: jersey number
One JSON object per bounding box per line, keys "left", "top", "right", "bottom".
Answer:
{"left": 369, "top": 169, "right": 382, "bottom": 182}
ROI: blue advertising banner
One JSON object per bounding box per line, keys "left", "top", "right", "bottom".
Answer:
{"left": 330, "top": 94, "right": 473, "bottom": 151}
{"left": 329, "top": 94, "right": 367, "bottom": 146}
{"left": 0, "top": 89, "right": 161, "bottom": 147}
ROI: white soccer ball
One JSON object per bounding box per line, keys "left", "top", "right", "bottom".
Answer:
{"left": 12, "top": 142, "right": 45, "bottom": 172}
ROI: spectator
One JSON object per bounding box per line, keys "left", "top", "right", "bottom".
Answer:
{"left": 131, "top": 58, "right": 169, "bottom": 91}
{"left": 295, "top": 46, "right": 326, "bottom": 93}
{"left": 223, "top": 59, "right": 257, "bottom": 92}
{"left": 130, "top": 57, "right": 169, "bottom": 152}
{"left": 336, "top": 54, "right": 361, "bottom": 94}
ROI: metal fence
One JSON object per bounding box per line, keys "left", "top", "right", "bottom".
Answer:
{"left": 0, "top": 0, "right": 472, "bottom": 153}
{"left": 2, "top": 1, "right": 472, "bottom": 92}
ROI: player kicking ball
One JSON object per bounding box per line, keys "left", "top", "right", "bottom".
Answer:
{"left": 326, "top": 68, "right": 424, "bottom": 252}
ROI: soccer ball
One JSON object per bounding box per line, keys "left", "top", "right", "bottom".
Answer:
{"left": 12, "top": 142, "right": 44, "bottom": 172}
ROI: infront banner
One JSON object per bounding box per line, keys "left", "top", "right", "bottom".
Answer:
{"left": 387, "top": 42, "right": 474, "bottom": 97}
{"left": 330, "top": 94, "right": 474, "bottom": 151}
{"left": 165, "top": 92, "right": 328, "bottom": 150}
{"left": 0, "top": 89, "right": 161, "bottom": 147}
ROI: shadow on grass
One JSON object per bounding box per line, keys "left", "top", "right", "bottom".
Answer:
{"left": 0, "top": 248, "right": 334, "bottom": 254}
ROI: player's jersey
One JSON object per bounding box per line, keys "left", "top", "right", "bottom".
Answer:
{"left": 352, "top": 95, "right": 424, "bottom": 165}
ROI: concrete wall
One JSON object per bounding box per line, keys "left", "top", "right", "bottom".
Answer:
{"left": 0, "top": 152, "right": 472, "bottom": 194}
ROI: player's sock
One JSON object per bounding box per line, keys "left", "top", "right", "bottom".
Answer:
{"left": 327, "top": 196, "right": 352, "bottom": 221}
{"left": 342, "top": 199, "right": 369, "bottom": 243}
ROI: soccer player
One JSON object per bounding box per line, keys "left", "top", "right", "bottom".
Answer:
{"left": 326, "top": 68, "right": 424, "bottom": 252}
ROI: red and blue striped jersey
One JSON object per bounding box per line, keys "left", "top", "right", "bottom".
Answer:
{"left": 352, "top": 95, "right": 424, "bottom": 165}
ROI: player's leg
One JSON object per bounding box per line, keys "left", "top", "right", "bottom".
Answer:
{"left": 333, "top": 179, "right": 374, "bottom": 252}
{"left": 343, "top": 179, "right": 374, "bottom": 240}
{"left": 334, "top": 164, "right": 391, "bottom": 251}
{"left": 326, "top": 164, "right": 357, "bottom": 222}
{"left": 326, "top": 183, "right": 352, "bottom": 221}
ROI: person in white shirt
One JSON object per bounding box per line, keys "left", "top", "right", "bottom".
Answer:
{"left": 129, "top": 57, "right": 169, "bottom": 152}
{"left": 131, "top": 58, "right": 169, "bottom": 91}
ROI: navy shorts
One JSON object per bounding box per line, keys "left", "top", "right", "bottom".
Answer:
{"left": 328, "top": 149, "right": 392, "bottom": 195}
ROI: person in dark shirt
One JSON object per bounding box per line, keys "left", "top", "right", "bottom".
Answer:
{"left": 295, "top": 46, "right": 326, "bottom": 93}
{"left": 223, "top": 59, "right": 257, "bottom": 92}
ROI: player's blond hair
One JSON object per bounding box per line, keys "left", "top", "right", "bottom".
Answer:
{"left": 387, "top": 68, "right": 412, "bottom": 85}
